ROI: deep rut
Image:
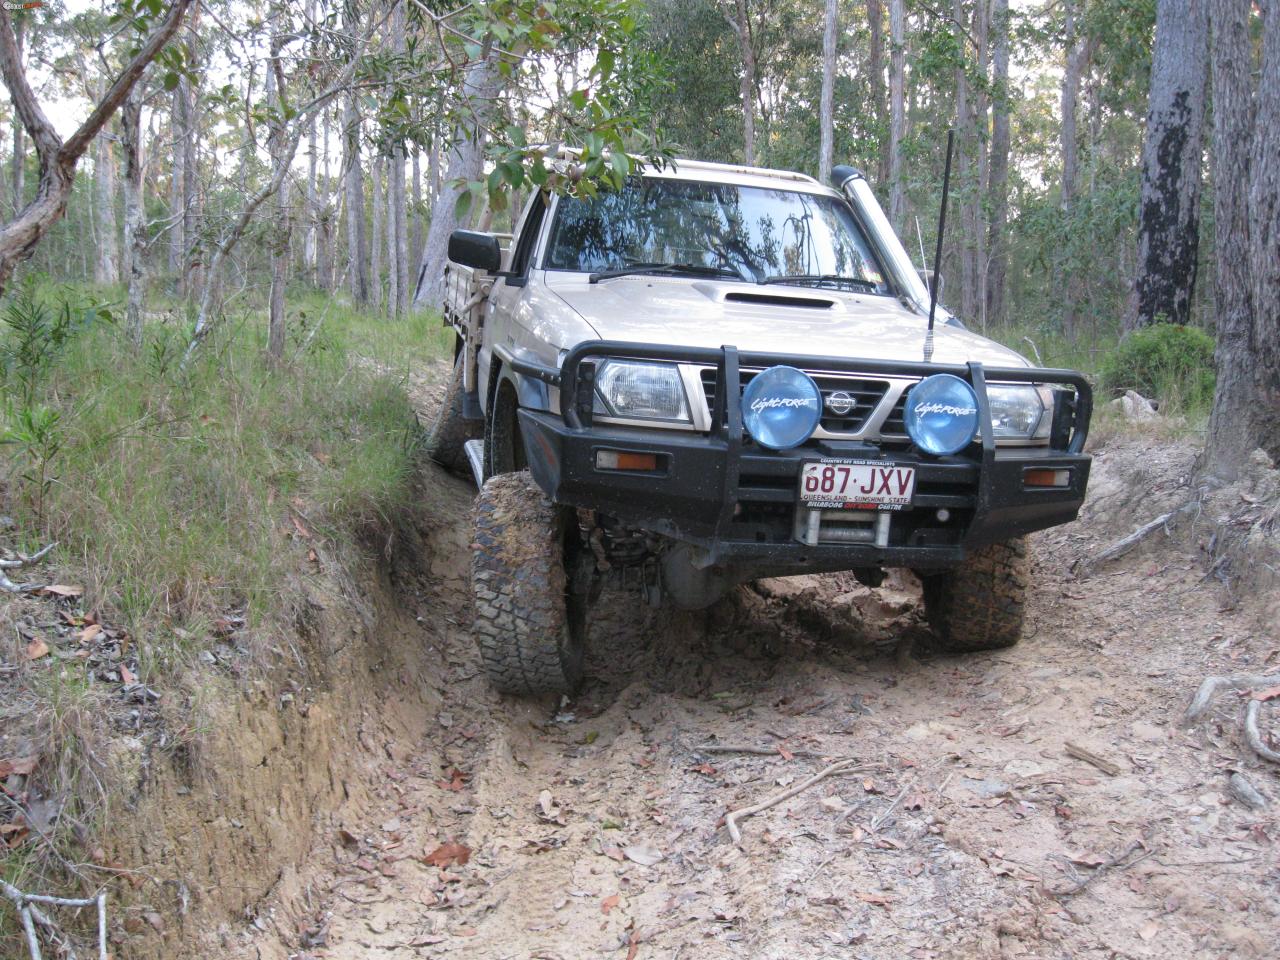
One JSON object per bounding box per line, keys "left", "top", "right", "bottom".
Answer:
{"left": 232, "top": 414, "right": 1279, "bottom": 959}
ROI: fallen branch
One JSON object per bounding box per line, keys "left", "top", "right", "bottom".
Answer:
{"left": 724, "top": 758, "right": 870, "bottom": 845}
{"left": 1, "top": 880, "right": 108, "bottom": 960}
{"left": 0, "top": 542, "right": 56, "bottom": 593}
{"left": 694, "top": 743, "right": 835, "bottom": 759}
{"left": 1064, "top": 741, "right": 1123, "bottom": 777}
{"left": 1073, "top": 500, "right": 1199, "bottom": 577}
{"left": 1183, "top": 674, "right": 1280, "bottom": 724}
{"left": 1244, "top": 700, "right": 1280, "bottom": 764}
{"left": 870, "top": 777, "right": 918, "bottom": 831}
{"left": 1046, "top": 836, "right": 1151, "bottom": 898}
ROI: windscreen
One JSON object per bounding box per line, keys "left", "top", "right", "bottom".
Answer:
{"left": 542, "top": 177, "right": 889, "bottom": 293}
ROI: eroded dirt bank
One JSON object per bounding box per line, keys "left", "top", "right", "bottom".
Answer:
{"left": 219, "top": 423, "right": 1280, "bottom": 960}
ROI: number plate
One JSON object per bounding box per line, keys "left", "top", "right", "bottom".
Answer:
{"left": 798, "top": 459, "right": 916, "bottom": 510}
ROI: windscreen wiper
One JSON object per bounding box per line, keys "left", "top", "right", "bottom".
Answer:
{"left": 589, "top": 263, "right": 744, "bottom": 284}
{"left": 759, "top": 273, "right": 879, "bottom": 293}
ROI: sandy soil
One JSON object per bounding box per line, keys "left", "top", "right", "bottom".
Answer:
{"left": 230, "top": 386, "right": 1280, "bottom": 960}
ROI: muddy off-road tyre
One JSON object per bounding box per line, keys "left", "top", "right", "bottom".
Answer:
{"left": 471, "top": 471, "right": 584, "bottom": 695}
{"left": 921, "top": 538, "right": 1029, "bottom": 652}
{"left": 427, "top": 353, "right": 482, "bottom": 474}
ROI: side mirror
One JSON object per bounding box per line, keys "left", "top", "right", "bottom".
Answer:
{"left": 918, "top": 268, "right": 943, "bottom": 298}
{"left": 448, "top": 230, "right": 502, "bottom": 273}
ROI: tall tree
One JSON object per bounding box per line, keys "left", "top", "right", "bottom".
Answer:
{"left": 10, "top": 15, "right": 23, "bottom": 218}
{"left": 867, "top": 0, "right": 888, "bottom": 187}
{"left": 1126, "top": 0, "right": 1209, "bottom": 330}
{"left": 92, "top": 92, "right": 119, "bottom": 285}
{"left": 986, "top": 0, "right": 1011, "bottom": 328}
{"left": 121, "top": 85, "right": 145, "bottom": 347}
{"left": 267, "top": 24, "right": 290, "bottom": 363}
{"left": 1203, "top": 0, "right": 1279, "bottom": 473}
{"left": 371, "top": 154, "right": 384, "bottom": 314}
{"left": 389, "top": 0, "right": 409, "bottom": 317}
{"left": 952, "top": 0, "right": 980, "bottom": 322}
{"left": 412, "top": 50, "right": 500, "bottom": 309}
{"left": 818, "top": 0, "right": 838, "bottom": 184}
{"left": 1058, "top": 0, "right": 1084, "bottom": 334}
{"left": 728, "top": 0, "right": 757, "bottom": 164}
{"left": 343, "top": 89, "right": 369, "bottom": 305}
{"left": 887, "top": 0, "right": 906, "bottom": 230}
{"left": 167, "top": 83, "right": 185, "bottom": 283}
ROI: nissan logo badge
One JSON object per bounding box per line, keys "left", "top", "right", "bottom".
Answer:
{"left": 825, "top": 391, "right": 856, "bottom": 416}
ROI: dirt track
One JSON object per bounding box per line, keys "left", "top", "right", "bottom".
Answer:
{"left": 233, "top": 389, "right": 1279, "bottom": 960}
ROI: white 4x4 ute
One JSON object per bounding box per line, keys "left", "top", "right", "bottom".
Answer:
{"left": 431, "top": 158, "right": 1092, "bottom": 696}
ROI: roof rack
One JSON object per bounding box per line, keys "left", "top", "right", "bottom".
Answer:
{"left": 531, "top": 145, "right": 822, "bottom": 188}
{"left": 661, "top": 157, "right": 821, "bottom": 187}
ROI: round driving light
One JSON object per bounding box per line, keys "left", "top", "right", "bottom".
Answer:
{"left": 904, "top": 374, "right": 979, "bottom": 455}
{"left": 741, "top": 365, "right": 822, "bottom": 450}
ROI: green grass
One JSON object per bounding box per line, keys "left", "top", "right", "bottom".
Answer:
{"left": 36, "top": 320, "right": 418, "bottom": 637}
{"left": 0, "top": 280, "right": 452, "bottom": 949}
{"left": 988, "top": 320, "right": 1211, "bottom": 441}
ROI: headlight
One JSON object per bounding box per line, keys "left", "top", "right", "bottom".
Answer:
{"left": 594, "top": 360, "right": 690, "bottom": 422}
{"left": 987, "top": 384, "right": 1045, "bottom": 440}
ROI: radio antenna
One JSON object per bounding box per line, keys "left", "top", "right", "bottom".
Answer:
{"left": 923, "top": 130, "right": 954, "bottom": 364}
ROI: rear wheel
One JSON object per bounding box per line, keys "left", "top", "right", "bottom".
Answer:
{"left": 471, "top": 471, "right": 585, "bottom": 695}
{"left": 426, "top": 351, "right": 482, "bottom": 474}
{"left": 920, "top": 538, "right": 1029, "bottom": 652}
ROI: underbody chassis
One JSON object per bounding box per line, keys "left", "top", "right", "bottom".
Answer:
{"left": 506, "top": 340, "right": 1093, "bottom": 609}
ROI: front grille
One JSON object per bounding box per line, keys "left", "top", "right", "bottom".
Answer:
{"left": 881, "top": 392, "right": 909, "bottom": 438}
{"left": 699, "top": 368, "right": 892, "bottom": 434}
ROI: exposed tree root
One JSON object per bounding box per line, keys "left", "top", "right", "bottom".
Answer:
{"left": 1182, "top": 673, "right": 1280, "bottom": 724}
{"left": 1182, "top": 673, "right": 1280, "bottom": 767}
{"left": 1073, "top": 499, "right": 1200, "bottom": 578}
{"left": 1244, "top": 700, "right": 1280, "bottom": 764}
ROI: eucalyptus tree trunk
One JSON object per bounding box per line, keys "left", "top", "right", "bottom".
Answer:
{"left": 1057, "top": 0, "right": 1087, "bottom": 335}
{"left": 371, "top": 154, "right": 384, "bottom": 315}
{"left": 92, "top": 112, "right": 119, "bottom": 283}
{"left": 179, "top": 6, "right": 202, "bottom": 299}
{"left": 729, "top": 0, "right": 757, "bottom": 165}
{"left": 986, "top": 0, "right": 1011, "bottom": 328}
{"left": 888, "top": 0, "right": 906, "bottom": 230}
{"left": 180, "top": 72, "right": 200, "bottom": 298}
{"left": 1203, "top": 0, "right": 1280, "bottom": 473}
{"left": 413, "top": 51, "right": 500, "bottom": 309}
{"left": 818, "top": 0, "right": 838, "bottom": 185}
{"left": 9, "top": 16, "right": 23, "bottom": 217}
{"left": 867, "top": 0, "right": 887, "bottom": 187}
{"left": 388, "top": 0, "right": 408, "bottom": 317}
{"left": 121, "top": 88, "right": 145, "bottom": 348}
{"left": 316, "top": 105, "right": 333, "bottom": 292}
{"left": 1125, "top": 0, "right": 1208, "bottom": 331}
{"left": 167, "top": 85, "right": 185, "bottom": 284}
{"left": 428, "top": 135, "right": 440, "bottom": 206}
{"left": 411, "top": 146, "right": 423, "bottom": 271}
{"left": 952, "top": 0, "right": 979, "bottom": 323}
{"left": 267, "top": 33, "right": 290, "bottom": 363}
{"left": 343, "top": 90, "right": 369, "bottom": 304}
{"left": 303, "top": 0, "right": 318, "bottom": 283}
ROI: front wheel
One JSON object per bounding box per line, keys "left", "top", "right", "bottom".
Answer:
{"left": 920, "top": 538, "right": 1029, "bottom": 652}
{"left": 471, "top": 471, "right": 584, "bottom": 695}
